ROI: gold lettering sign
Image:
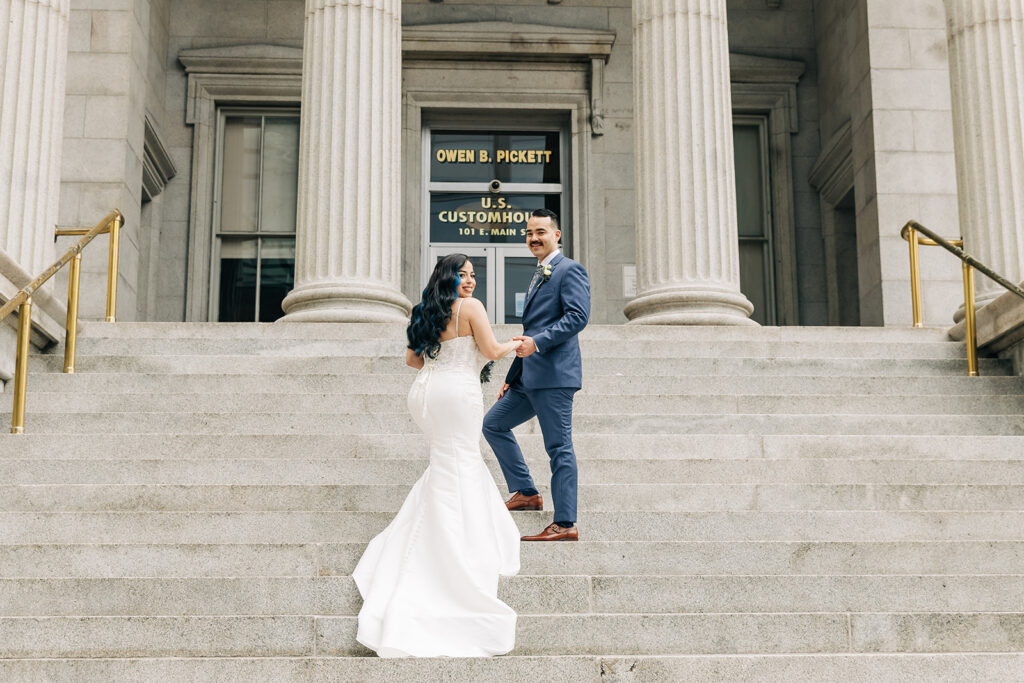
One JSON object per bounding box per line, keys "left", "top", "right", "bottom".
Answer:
{"left": 434, "top": 148, "right": 553, "bottom": 164}
{"left": 437, "top": 195, "right": 530, "bottom": 237}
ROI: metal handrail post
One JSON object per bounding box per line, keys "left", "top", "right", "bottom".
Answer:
{"left": 902, "top": 220, "right": 1024, "bottom": 299}
{"left": 907, "top": 225, "right": 923, "bottom": 327}
{"left": 11, "top": 298, "right": 33, "bottom": 434}
{"left": 1, "top": 210, "right": 124, "bottom": 434}
{"left": 64, "top": 252, "right": 83, "bottom": 373}
{"left": 105, "top": 213, "right": 122, "bottom": 322}
{"left": 900, "top": 219, "right": 1024, "bottom": 376}
{"left": 963, "top": 262, "right": 978, "bottom": 377}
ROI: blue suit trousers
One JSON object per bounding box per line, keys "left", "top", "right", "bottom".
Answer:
{"left": 483, "top": 384, "right": 578, "bottom": 524}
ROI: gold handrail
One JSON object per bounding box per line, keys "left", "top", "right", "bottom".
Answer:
{"left": 901, "top": 220, "right": 1024, "bottom": 377}
{"left": 1, "top": 209, "right": 124, "bottom": 433}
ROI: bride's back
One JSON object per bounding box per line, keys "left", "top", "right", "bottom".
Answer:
{"left": 438, "top": 297, "right": 472, "bottom": 343}
{"left": 422, "top": 298, "right": 486, "bottom": 375}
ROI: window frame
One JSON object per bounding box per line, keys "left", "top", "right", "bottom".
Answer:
{"left": 731, "top": 71, "right": 804, "bottom": 326}
{"left": 210, "top": 107, "right": 300, "bottom": 322}
{"left": 179, "top": 44, "right": 303, "bottom": 322}
{"left": 734, "top": 114, "right": 777, "bottom": 326}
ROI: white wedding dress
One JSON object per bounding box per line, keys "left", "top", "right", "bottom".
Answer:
{"left": 352, "top": 315, "right": 521, "bottom": 657}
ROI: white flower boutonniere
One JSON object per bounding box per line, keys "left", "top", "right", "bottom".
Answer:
{"left": 541, "top": 264, "right": 553, "bottom": 283}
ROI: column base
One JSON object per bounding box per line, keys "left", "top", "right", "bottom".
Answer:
{"left": 279, "top": 279, "right": 412, "bottom": 323}
{"left": 624, "top": 285, "right": 757, "bottom": 326}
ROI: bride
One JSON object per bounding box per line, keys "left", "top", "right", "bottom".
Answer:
{"left": 353, "top": 253, "right": 523, "bottom": 657}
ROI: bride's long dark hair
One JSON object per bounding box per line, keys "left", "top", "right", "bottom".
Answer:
{"left": 407, "top": 253, "right": 469, "bottom": 359}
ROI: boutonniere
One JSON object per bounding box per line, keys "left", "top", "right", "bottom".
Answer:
{"left": 541, "top": 264, "right": 553, "bottom": 283}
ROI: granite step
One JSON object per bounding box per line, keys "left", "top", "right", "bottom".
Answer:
{"left": 4, "top": 510, "right": 1024, "bottom": 544}
{"left": 3, "top": 410, "right": 1021, "bottom": 435}
{"left": 322, "top": 612, "right": 1024, "bottom": 656}
{"left": 6, "top": 391, "right": 1024, "bottom": 415}
{"left": 3, "top": 433, "right": 1023, "bottom": 460}
{"left": 1, "top": 653, "right": 1022, "bottom": 683}
{"left": 5, "top": 482, "right": 1024, "bottom": 511}
{"left": 69, "top": 321, "right": 954, "bottom": 343}
{"left": 1, "top": 612, "right": 1022, "bottom": 657}
{"left": 3, "top": 458, "right": 1023, "bottom": 486}
{"left": 61, "top": 336, "right": 974, "bottom": 360}
{"left": 25, "top": 354, "right": 1010, "bottom": 376}
{"left": 3, "top": 574, "right": 1023, "bottom": 616}
{"left": 4, "top": 541, "right": 1024, "bottom": 578}
{"left": 14, "top": 371, "right": 1024, "bottom": 395}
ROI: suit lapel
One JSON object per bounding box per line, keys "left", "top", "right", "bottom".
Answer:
{"left": 523, "top": 252, "right": 564, "bottom": 315}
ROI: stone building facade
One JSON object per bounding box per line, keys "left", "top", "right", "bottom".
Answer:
{"left": 2, "top": 0, "right": 1023, "bottom": 372}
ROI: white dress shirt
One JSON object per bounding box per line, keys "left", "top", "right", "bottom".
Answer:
{"left": 539, "top": 249, "right": 560, "bottom": 267}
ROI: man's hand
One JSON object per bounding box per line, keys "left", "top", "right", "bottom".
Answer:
{"left": 497, "top": 382, "right": 511, "bottom": 399}
{"left": 514, "top": 335, "right": 537, "bottom": 357}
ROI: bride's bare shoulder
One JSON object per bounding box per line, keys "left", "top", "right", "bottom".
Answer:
{"left": 457, "top": 297, "right": 486, "bottom": 313}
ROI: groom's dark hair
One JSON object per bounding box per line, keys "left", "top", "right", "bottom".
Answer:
{"left": 531, "top": 208, "right": 559, "bottom": 230}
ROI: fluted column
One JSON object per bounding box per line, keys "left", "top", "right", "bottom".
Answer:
{"left": 944, "top": 0, "right": 1024, "bottom": 306}
{"left": 281, "top": 0, "right": 411, "bottom": 322}
{"left": 625, "top": 0, "right": 754, "bottom": 325}
{"left": 0, "top": 0, "right": 70, "bottom": 276}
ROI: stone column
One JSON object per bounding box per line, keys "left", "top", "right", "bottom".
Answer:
{"left": 0, "top": 0, "right": 70, "bottom": 277}
{"left": 624, "top": 0, "right": 755, "bottom": 325}
{"left": 944, "top": 0, "right": 1024, "bottom": 307}
{"left": 281, "top": 0, "right": 411, "bottom": 322}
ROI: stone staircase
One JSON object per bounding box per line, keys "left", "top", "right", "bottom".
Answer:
{"left": 1, "top": 322, "right": 1024, "bottom": 681}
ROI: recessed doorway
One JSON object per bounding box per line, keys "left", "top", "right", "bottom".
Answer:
{"left": 423, "top": 125, "right": 570, "bottom": 323}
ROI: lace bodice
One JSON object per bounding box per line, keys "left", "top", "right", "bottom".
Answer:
{"left": 419, "top": 298, "right": 488, "bottom": 376}
{"left": 422, "top": 335, "right": 489, "bottom": 375}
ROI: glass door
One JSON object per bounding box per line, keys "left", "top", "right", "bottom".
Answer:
{"left": 499, "top": 253, "right": 539, "bottom": 324}
{"left": 427, "top": 247, "right": 541, "bottom": 324}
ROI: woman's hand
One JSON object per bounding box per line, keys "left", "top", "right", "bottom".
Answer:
{"left": 513, "top": 335, "right": 536, "bottom": 357}
{"left": 463, "top": 298, "right": 525, "bottom": 361}
{"left": 500, "top": 339, "right": 522, "bottom": 357}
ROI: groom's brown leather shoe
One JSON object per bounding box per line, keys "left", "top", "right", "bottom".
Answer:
{"left": 506, "top": 492, "right": 543, "bottom": 511}
{"left": 521, "top": 523, "right": 579, "bottom": 542}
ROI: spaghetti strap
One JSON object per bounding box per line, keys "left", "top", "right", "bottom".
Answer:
{"left": 455, "top": 298, "right": 464, "bottom": 336}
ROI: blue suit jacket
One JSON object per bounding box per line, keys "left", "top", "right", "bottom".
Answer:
{"left": 505, "top": 252, "right": 591, "bottom": 390}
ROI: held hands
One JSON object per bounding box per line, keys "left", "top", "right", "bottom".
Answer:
{"left": 513, "top": 335, "right": 537, "bottom": 357}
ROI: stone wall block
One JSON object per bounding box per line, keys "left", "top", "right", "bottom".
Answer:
{"left": 908, "top": 28, "right": 948, "bottom": 68}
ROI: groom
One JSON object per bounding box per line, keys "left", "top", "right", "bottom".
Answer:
{"left": 483, "top": 208, "right": 590, "bottom": 542}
